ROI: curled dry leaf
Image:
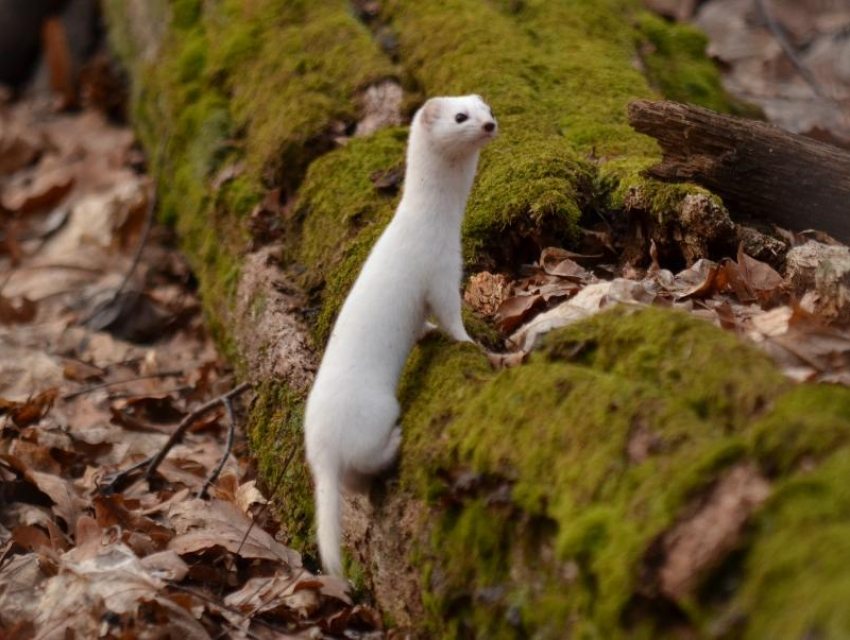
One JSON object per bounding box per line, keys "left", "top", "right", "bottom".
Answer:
{"left": 0, "top": 553, "right": 48, "bottom": 629}
{"left": 494, "top": 293, "right": 547, "bottom": 334}
{"left": 139, "top": 549, "right": 190, "bottom": 581}
{"left": 737, "top": 244, "right": 785, "bottom": 304}
{"left": 0, "top": 118, "right": 42, "bottom": 176}
{"left": 1, "top": 158, "right": 75, "bottom": 214}
{"left": 540, "top": 248, "right": 593, "bottom": 281}
{"left": 38, "top": 541, "right": 209, "bottom": 640}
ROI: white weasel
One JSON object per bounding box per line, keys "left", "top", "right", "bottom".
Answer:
{"left": 304, "top": 95, "right": 497, "bottom": 576}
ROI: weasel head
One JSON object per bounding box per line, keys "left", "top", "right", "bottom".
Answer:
{"left": 413, "top": 94, "right": 497, "bottom": 159}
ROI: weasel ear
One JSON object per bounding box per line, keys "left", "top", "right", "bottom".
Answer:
{"left": 419, "top": 98, "right": 441, "bottom": 129}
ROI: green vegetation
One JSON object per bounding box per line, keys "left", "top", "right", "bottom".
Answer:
{"left": 397, "top": 307, "right": 850, "bottom": 638}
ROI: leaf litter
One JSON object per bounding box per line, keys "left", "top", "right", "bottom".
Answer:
{"left": 469, "top": 228, "right": 850, "bottom": 385}
{"left": 0, "top": 97, "right": 384, "bottom": 638}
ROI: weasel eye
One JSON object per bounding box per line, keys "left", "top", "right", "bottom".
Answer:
{"left": 455, "top": 113, "right": 468, "bottom": 123}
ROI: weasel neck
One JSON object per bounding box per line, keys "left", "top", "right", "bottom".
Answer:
{"left": 398, "top": 136, "right": 480, "bottom": 223}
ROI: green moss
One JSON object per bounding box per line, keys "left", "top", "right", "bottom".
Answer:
{"left": 294, "top": 127, "right": 407, "bottom": 293}
{"left": 394, "top": 306, "right": 850, "bottom": 638}
{"left": 214, "top": 1, "right": 397, "bottom": 189}
{"left": 635, "top": 12, "right": 763, "bottom": 118}
{"left": 750, "top": 385, "right": 850, "bottom": 474}
{"left": 635, "top": 12, "right": 730, "bottom": 113}
{"left": 246, "top": 381, "right": 314, "bottom": 550}
{"left": 736, "top": 449, "right": 850, "bottom": 640}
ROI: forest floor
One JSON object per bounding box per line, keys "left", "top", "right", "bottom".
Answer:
{"left": 0, "top": 99, "right": 386, "bottom": 638}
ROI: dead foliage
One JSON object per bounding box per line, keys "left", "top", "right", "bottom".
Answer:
{"left": 0, "top": 99, "right": 382, "bottom": 639}
{"left": 467, "top": 226, "right": 850, "bottom": 383}
{"left": 695, "top": 0, "right": 850, "bottom": 148}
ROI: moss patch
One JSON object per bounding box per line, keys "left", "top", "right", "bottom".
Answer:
{"left": 246, "top": 380, "right": 314, "bottom": 551}
{"left": 213, "top": 0, "right": 397, "bottom": 190}
{"left": 396, "top": 306, "right": 850, "bottom": 638}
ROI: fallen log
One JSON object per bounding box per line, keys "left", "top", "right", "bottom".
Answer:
{"left": 628, "top": 100, "right": 850, "bottom": 243}
{"left": 104, "top": 2, "right": 850, "bottom": 638}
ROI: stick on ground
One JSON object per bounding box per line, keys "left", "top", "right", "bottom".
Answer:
{"left": 100, "top": 381, "right": 252, "bottom": 494}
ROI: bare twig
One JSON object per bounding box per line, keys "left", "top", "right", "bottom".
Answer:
{"left": 87, "top": 135, "right": 170, "bottom": 316}
{"left": 100, "top": 456, "right": 151, "bottom": 494}
{"left": 99, "top": 382, "right": 252, "bottom": 494}
{"left": 145, "top": 382, "right": 252, "bottom": 479}
{"left": 197, "top": 394, "right": 238, "bottom": 498}
{"left": 62, "top": 370, "right": 183, "bottom": 400}
{"left": 166, "top": 582, "right": 283, "bottom": 639}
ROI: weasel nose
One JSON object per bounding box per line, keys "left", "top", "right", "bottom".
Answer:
{"left": 483, "top": 121, "right": 496, "bottom": 133}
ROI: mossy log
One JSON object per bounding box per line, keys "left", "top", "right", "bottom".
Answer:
{"left": 103, "top": 1, "right": 850, "bottom": 637}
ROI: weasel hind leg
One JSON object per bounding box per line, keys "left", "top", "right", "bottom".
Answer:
{"left": 350, "top": 425, "right": 402, "bottom": 476}
{"left": 342, "top": 426, "right": 401, "bottom": 493}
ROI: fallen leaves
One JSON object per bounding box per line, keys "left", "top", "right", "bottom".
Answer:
{"left": 0, "top": 97, "right": 384, "bottom": 638}
{"left": 467, "top": 235, "right": 850, "bottom": 385}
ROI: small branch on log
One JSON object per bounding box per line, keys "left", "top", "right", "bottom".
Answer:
{"left": 628, "top": 100, "right": 850, "bottom": 243}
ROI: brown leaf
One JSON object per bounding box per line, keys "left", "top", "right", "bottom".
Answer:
{"left": 62, "top": 359, "right": 104, "bottom": 382}
{"left": 0, "top": 120, "right": 42, "bottom": 175}
{"left": 223, "top": 572, "right": 319, "bottom": 622}
{"left": 38, "top": 542, "right": 210, "bottom": 639}
{"left": 494, "top": 294, "right": 546, "bottom": 333}
{"left": 0, "top": 388, "right": 58, "bottom": 427}
{"left": 463, "top": 272, "right": 512, "bottom": 316}
{"left": 11, "top": 525, "right": 52, "bottom": 553}
{"left": 540, "top": 248, "right": 592, "bottom": 281}
{"left": 676, "top": 263, "right": 723, "bottom": 300}
{"left": 26, "top": 470, "right": 85, "bottom": 528}
{"left": 8, "top": 440, "right": 61, "bottom": 475}
{"left": 168, "top": 499, "right": 302, "bottom": 567}
{"left": 0, "top": 293, "right": 37, "bottom": 324}
{"left": 0, "top": 553, "right": 49, "bottom": 629}
{"left": 737, "top": 245, "right": 785, "bottom": 303}
{"left": 140, "top": 550, "right": 190, "bottom": 582}
{"left": 1, "top": 160, "right": 75, "bottom": 214}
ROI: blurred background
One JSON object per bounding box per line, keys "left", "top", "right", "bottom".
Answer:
{"left": 1, "top": 0, "right": 848, "bottom": 146}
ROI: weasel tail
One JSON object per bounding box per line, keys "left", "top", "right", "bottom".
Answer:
{"left": 314, "top": 465, "right": 342, "bottom": 577}
{"left": 304, "top": 94, "right": 497, "bottom": 576}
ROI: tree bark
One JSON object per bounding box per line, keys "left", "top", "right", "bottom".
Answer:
{"left": 628, "top": 99, "right": 850, "bottom": 242}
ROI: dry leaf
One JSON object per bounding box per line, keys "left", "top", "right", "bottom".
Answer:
{"left": 0, "top": 388, "right": 57, "bottom": 427}
{"left": 168, "top": 499, "right": 302, "bottom": 567}
{"left": 0, "top": 294, "right": 37, "bottom": 324}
